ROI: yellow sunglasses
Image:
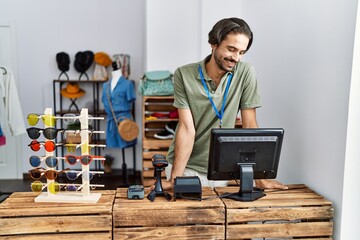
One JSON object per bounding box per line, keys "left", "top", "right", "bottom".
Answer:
{"left": 27, "top": 113, "right": 56, "bottom": 127}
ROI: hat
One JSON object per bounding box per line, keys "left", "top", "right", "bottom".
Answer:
{"left": 60, "top": 82, "right": 85, "bottom": 99}
{"left": 74, "top": 51, "right": 94, "bottom": 73}
{"left": 56, "top": 52, "right": 70, "bottom": 72}
{"left": 94, "top": 52, "right": 112, "bottom": 67}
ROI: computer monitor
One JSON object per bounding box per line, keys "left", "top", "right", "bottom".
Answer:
{"left": 207, "top": 128, "right": 284, "bottom": 201}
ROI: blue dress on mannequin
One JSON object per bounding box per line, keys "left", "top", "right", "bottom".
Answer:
{"left": 102, "top": 76, "right": 136, "bottom": 148}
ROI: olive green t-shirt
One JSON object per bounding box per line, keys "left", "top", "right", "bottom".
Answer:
{"left": 167, "top": 56, "right": 261, "bottom": 174}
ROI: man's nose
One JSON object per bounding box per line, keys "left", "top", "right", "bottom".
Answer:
{"left": 231, "top": 53, "right": 241, "bottom": 63}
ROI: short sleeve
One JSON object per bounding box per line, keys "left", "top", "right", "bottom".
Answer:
{"left": 173, "top": 68, "right": 189, "bottom": 109}
{"left": 126, "top": 80, "right": 136, "bottom": 102}
{"left": 239, "top": 65, "right": 261, "bottom": 109}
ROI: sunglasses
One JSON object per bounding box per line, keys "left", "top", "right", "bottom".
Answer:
{"left": 62, "top": 129, "right": 97, "bottom": 140}
{"left": 30, "top": 181, "right": 62, "bottom": 194}
{"left": 66, "top": 170, "right": 104, "bottom": 181}
{"left": 26, "top": 127, "right": 65, "bottom": 140}
{"left": 64, "top": 155, "right": 105, "bottom": 166}
{"left": 29, "top": 155, "right": 59, "bottom": 168}
{"left": 66, "top": 170, "right": 93, "bottom": 181}
{"left": 30, "top": 181, "right": 105, "bottom": 193}
{"left": 62, "top": 113, "right": 93, "bottom": 125}
{"left": 28, "top": 140, "right": 60, "bottom": 152}
{"left": 27, "top": 113, "right": 56, "bottom": 127}
{"left": 28, "top": 167, "right": 70, "bottom": 180}
{"left": 27, "top": 113, "right": 96, "bottom": 127}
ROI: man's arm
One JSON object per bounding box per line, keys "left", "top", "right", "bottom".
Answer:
{"left": 241, "top": 108, "right": 258, "bottom": 128}
{"left": 241, "top": 108, "right": 288, "bottom": 190}
{"left": 161, "top": 108, "right": 195, "bottom": 190}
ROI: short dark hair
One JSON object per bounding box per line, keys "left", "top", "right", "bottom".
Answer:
{"left": 208, "top": 18, "right": 253, "bottom": 51}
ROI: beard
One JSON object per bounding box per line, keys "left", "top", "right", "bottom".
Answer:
{"left": 213, "top": 50, "right": 237, "bottom": 72}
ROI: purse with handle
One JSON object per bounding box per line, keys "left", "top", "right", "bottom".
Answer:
{"left": 138, "top": 70, "right": 174, "bottom": 96}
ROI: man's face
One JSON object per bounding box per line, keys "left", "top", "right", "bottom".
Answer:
{"left": 211, "top": 32, "right": 250, "bottom": 72}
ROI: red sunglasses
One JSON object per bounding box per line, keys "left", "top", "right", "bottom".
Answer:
{"left": 28, "top": 140, "right": 59, "bottom": 152}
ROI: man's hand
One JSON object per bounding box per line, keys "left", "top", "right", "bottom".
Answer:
{"left": 255, "top": 179, "right": 288, "bottom": 190}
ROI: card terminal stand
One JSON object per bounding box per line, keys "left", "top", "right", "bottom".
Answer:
{"left": 147, "top": 154, "right": 172, "bottom": 202}
{"left": 33, "top": 108, "right": 106, "bottom": 203}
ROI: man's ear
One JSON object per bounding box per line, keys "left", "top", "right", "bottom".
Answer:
{"left": 210, "top": 44, "right": 218, "bottom": 51}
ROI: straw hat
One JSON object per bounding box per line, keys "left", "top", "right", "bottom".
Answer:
{"left": 60, "top": 82, "right": 85, "bottom": 99}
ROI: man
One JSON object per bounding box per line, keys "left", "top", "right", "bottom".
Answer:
{"left": 162, "top": 17, "right": 287, "bottom": 190}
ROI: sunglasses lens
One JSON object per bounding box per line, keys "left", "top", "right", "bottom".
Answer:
{"left": 45, "top": 156, "right": 58, "bottom": 168}
{"left": 45, "top": 170, "right": 57, "bottom": 180}
{"left": 43, "top": 114, "right": 55, "bottom": 127}
{"left": 44, "top": 141, "right": 55, "bottom": 152}
{"left": 65, "top": 146, "right": 76, "bottom": 153}
{"left": 29, "top": 170, "right": 42, "bottom": 179}
{"left": 43, "top": 128, "right": 57, "bottom": 140}
{"left": 48, "top": 182, "right": 60, "bottom": 194}
{"left": 26, "top": 127, "right": 41, "bottom": 139}
{"left": 27, "top": 114, "right": 39, "bottom": 126}
{"left": 29, "top": 140, "right": 41, "bottom": 151}
{"left": 29, "top": 155, "right": 41, "bottom": 167}
{"left": 66, "top": 185, "right": 77, "bottom": 191}
{"left": 63, "top": 113, "right": 76, "bottom": 125}
{"left": 66, "top": 171, "right": 78, "bottom": 180}
{"left": 80, "top": 156, "right": 91, "bottom": 165}
{"left": 31, "top": 181, "right": 43, "bottom": 192}
{"left": 66, "top": 155, "right": 77, "bottom": 165}
{"left": 83, "top": 170, "right": 93, "bottom": 181}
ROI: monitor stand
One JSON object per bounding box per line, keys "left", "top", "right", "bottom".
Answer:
{"left": 223, "top": 163, "right": 265, "bottom": 202}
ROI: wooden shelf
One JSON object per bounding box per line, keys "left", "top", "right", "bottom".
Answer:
{"left": 141, "top": 96, "right": 176, "bottom": 186}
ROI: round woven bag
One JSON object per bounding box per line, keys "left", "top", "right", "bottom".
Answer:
{"left": 118, "top": 118, "right": 139, "bottom": 142}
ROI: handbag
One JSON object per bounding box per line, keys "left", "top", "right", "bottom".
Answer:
{"left": 138, "top": 70, "right": 174, "bottom": 96}
{"left": 106, "top": 85, "right": 139, "bottom": 142}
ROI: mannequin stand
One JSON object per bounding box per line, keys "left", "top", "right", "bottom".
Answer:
{"left": 122, "top": 148, "right": 129, "bottom": 186}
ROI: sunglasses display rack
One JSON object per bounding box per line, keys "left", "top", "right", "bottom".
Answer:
{"left": 30, "top": 107, "right": 106, "bottom": 203}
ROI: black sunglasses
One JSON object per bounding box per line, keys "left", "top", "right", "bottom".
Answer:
{"left": 26, "top": 127, "right": 64, "bottom": 140}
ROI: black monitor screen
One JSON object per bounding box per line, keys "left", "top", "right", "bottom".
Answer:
{"left": 207, "top": 128, "right": 284, "bottom": 201}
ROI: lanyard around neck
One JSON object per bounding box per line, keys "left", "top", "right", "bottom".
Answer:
{"left": 198, "top": 65, "right": 233, "bottom": 127}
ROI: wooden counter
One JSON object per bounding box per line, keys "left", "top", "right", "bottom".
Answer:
{"left": 0, "top": 190, "right": 115, "bottom": 240}
{"left": 113, "top": 187, "right": 225, "bottom": 240}
{"left": 215, "top": 184, "right": 334, "bottom": 239}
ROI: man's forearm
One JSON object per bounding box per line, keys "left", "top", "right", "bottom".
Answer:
{"left": 169, "top": 124, "right": 195, "bottom": 183}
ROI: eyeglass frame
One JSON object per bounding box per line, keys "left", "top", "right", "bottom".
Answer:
{"left": 28, "top": 155, "right": 59, "bottom": 168}
{"left": 28, "top": 167, "right": 70, "bottom": 180}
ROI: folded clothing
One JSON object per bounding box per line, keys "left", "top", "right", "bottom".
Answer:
{"left": 151, "top": 112, "right": 169, "bottom": 118}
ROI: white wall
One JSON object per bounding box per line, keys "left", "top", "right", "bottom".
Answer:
{"left": 146, "top": 0, "right": 358, "bottom": 239}
{"left": 145, "top": 0, "right": 202, "bottom": 71}
{"left": 341, "top": 0, "right": 360, "bottom": 238}
{"left": 242, "top": 2, "right": 356, "bottom": 238}
{"left": 0, "top": 0, "right": 146, "bottom": 172}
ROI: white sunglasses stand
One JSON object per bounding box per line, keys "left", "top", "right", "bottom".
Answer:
{"left": 33, "top": 107, "right": 106, "bottom": 203}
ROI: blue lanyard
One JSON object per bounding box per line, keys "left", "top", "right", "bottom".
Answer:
{"left": 198, "top": 65, "right": 233, "bottom": 127}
